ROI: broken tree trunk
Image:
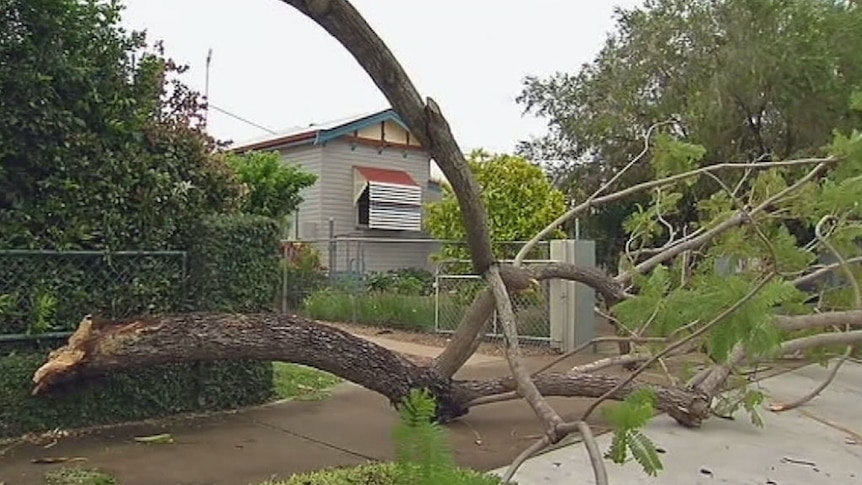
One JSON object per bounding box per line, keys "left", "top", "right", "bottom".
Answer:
{"left": 32, "top": 313, "right": 711, "bottom": 426}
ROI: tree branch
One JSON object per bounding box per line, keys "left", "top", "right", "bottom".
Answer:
{"left": 515, "top": 157, "right": 838, "bottom": 268}
{"left": 619, "top": 162, "right": 830, "bottom": 284}
{"left": 278, "top": 0, "right": 494, "bottom": 274}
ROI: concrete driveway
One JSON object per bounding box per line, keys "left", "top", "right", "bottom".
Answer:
{"left": 493, "top": 360, "right": 862, "bottom": 484}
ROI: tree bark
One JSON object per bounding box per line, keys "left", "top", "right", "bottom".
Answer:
{"left": 31, "top": 313, "right": 710, "bottom": 426}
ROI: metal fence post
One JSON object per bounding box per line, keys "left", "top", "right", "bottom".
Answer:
{"left": 327, "top": 218, "right": 336, "bottom": 285}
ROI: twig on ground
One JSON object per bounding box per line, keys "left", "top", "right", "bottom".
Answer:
{"left": 768, "top": 345, "right": 852, "bottom": 412}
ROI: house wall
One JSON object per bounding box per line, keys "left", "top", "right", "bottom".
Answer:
{"left": 272, "top": 144, "right": 325, "bottom": 240}
{"left": 319, "top": 139, "right": 438, "bottom": 273}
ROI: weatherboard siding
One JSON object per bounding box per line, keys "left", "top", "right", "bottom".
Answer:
{"left": 274, "top": 144, "right": 325, "bottom": 240}
{"left": 319, "top": 139, "right": 437, "bottom": 272}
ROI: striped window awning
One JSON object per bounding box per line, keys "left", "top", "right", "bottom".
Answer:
{"left": 354, "top": 166, "right": 422, "bottom": 231}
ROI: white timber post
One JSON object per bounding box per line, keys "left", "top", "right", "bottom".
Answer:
{"left": 549, "top": 239, "right": 597, "bottom": 353}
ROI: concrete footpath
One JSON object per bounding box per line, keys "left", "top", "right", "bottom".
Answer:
{"left": 0, "top": 337, "right": 619, "bottom": 485}
{"left": 493, "top": 360, "right": 862, "bottom": 485}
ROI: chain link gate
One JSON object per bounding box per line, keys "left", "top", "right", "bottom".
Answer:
{"left": 433, "top": 259, "right": 556, "bottom": 346}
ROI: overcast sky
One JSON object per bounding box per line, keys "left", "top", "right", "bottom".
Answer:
{"left": 121, "top": 0, "right": 643, "bottom": 163}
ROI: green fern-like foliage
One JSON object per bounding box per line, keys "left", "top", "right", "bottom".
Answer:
{"left": 27, "top": 288, "right": 58, "bottom": 335}
{"left": 393, "top": 388, "right": 463, "bottom": 485}
{"left": 602, "top": 388, "right": 664, "bottom": 477}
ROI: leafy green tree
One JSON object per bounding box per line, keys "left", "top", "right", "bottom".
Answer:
{"left": 225, "top": 151, "right": 317, "bottom": 221}
{"left": 0, "top": 0, "right": 242, "bottom": 250}
{"left": 517, "top": 0, "right": 862, "bottom": 266}
{"left": 425, "top": 149, "right": 567, "bottom": 262}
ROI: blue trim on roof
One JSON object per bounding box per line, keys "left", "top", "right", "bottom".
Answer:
{"left": 314, "top": 109, "right": 408, "bottom": 145}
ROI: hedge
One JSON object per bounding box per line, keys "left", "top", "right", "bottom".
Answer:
{"left": 0, "top": 214, "right": 282, "bottom": 438}
{"left": 0, "top": 349, "right": 273, "bottom": 438}
{"left": 187, "top": 214, "right": 282, "bottom": 312}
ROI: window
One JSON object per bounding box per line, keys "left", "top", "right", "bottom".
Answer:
{"left": 353, "top": 166, "right": 422, "bottom": 231}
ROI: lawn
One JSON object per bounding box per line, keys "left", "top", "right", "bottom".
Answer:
{"left": 272, "top": 361, "right": 343, "bottom": 401}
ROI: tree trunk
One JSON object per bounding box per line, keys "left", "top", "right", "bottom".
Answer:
{"left": 32, "top": 313, "right": 710, "bottom": 426}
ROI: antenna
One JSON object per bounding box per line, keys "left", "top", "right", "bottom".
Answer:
{"left": 204, "top": 48, "right": 213, "bottom": 127}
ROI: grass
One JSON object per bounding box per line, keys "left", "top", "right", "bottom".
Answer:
{"left": 303, "top": 288, "right": 551, "bottom": 338}
{"left": 304, "top": 289, "right": 439, "bottom": 331}
{"left": 43, "top": 466, "right": 117, "bottom": 485}
{"left": 272, "top": 362, "right": 343, "bottom": 401}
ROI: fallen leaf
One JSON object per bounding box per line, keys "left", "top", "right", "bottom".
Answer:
{"left": 133, "top": 433, "right": 174, "bottom": 444}
{"left": 31, "top": 457, "right": 87, "bottom": 464}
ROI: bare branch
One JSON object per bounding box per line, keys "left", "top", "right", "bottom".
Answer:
{"left": 578, "top": 420, "right": 610, "bottom": 485}
{"left": 779, "top": 329, "right": 862, "bottom": 354}
{"left": 620, "top": 162, "right": 830, "bottom": 284}
{"left": 502, "top": 436, "right": 550, "bottom": 483}
{"left": 516, "top": 157, "right": 839, "bottom": 267}
{"left": 486, "top": 265, "right": 564, "bottom": 433}
{"left": 775, "top": 310, "right": 862, "bottom": 331}
{"left": 278, "top": 0, "right": 493, "bottom": 274}
{"left": 792, "top": 256, "right": 862, "bottom": 288}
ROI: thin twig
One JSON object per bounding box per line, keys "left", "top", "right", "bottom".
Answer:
{"left": 501, "top": 436, "right": 550, "bottom": 482}
{"left": 768, "top": 345, "right": 852, "bottom": 412}
{"left": 515, "top": 120, "right": 673, "bottom": 266}
{"left": 533, "top": 336, "right": 665, "bottom": 376}
{"left": 703, "top": 171, "right": 779, "bottom": 267}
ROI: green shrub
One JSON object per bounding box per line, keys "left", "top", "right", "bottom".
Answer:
{"left": 0, "top": 350, "right": 273, "bottom": 439}
{"left": 186, "top": 214, "right": 281, "bottom": 312}
{"left": 304, "top": 289, "right": 436, "bottom": 331}
{"left": 280, "top": 242, "right": 328, "bottom": 311}
{"left": 0, "top": 215, "right": 284, "bottom": 438}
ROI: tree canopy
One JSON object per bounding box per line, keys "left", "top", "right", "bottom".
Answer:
{"left": 225, "top": 150, "right": 318, "bottom": 220}
{"left": 424, "top": 150, "right": 566, "bottom": 261}
{"left": 0, "top": 0, "right": 243, "bottom": 250}
{"left": 517, "top": 0, "right": 862, "bottom": 266}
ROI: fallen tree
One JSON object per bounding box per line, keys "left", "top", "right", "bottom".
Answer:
{"left": 31, "top": 312, "right": 712, "bottom": 427}
{"left": 31, "top": 0, "right": 862, "bottom": 483}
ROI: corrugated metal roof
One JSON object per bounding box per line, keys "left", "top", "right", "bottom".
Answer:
{"left": 231, "top": 109, "right": 393, "bottom": 151}
{"left": 355, "top": 166, "right": 419, "bottom": 187}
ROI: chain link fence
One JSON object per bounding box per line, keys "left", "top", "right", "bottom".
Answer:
{"left": 434, "top": 254, "right": 554, "bottom": 346}
{"left": 0, "top": 250, "right": 187, "bottom": 338}
{"left": 282, "top": 237, "right": 557, "bottom": 343}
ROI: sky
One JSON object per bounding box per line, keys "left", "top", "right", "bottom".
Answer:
{"left": 120, "top": 1, "right": 644, "bottom": 178}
